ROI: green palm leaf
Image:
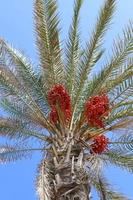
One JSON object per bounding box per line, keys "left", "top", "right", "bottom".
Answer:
{"left": 107, "top": 105, "right": 133, "bottom": 125}
{"left": 108, "top": 118, "right": 133, "bottom": 133}
{"left": 70, "top": 0, "right": 116, "bottom": 128}
{"left": 34, "top": 0, "right": 64, "bottom": 90}
{"left": 0, "top": 144, "right": 33, "bottom": 163}
{"left": 0, "top": 118, "right": 46, "bottom": 141}
{"left": 0, "top": 64, "right": 51, "bottom": 129}
{"left": 0, "top": 98, "right": 31, "bottom": 121}
{"left": 93, "top": 176, "right": 130, "bottom": 200}
{"left": 0, "top": 39, "right": 50, "bottom": 114}
{"left": 65, "top": 0, "right": 83, "bottom": 102}
{"left": 110, "top": 134, "right": 133, "bottom": 153}
{"left": 105, "top": 58, "right": 133, "bottom": 94}
{"left": 110, "top": 78, "right": 133, "bottom": 105}
{"left": 102, "top": 151, "right": 133, "bottom": 173}
{"left": 90, "top": 22, "right": 133, "bottom": 96}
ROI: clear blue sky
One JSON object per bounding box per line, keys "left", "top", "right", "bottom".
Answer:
{"left": 0, "top": 0, "right": 133, "bottom": 199}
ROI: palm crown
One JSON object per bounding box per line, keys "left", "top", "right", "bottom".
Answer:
{"left": 0, "top": 0, "right": 133, "bottom": 199}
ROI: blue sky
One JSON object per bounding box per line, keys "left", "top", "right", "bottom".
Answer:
{"left": 0, "top": 0, "right": 133, "bottom": 199}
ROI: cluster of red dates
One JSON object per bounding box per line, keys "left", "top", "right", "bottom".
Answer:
{"left": 85, "top": 95, "right": 109, "bottom": 128}
{"left": 90, "top": 135, "right": 109, "bottom": 154}
{"left": 48, "top": 84, "right": 109, "bottom": 154}
{"left": 48, "top": 84, "right": 71, "bottom": 124}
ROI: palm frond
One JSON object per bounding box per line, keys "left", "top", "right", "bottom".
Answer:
{"left": 90, "top": 22, "right": 133, "bottom": 96}
{"left": 0, "top": 39, "right": 50, "bottom": 115}
{"left": 65, "top": 0, "right": 83, "bottom": 101}
{"left": 0, "top": 68, "right": 16, "bottom": 97}
{"left": 0, "top": 144, "right": 33, "bottom": 163}
{"left": 34, "top": 0, "right": 64, "bottom": 90}
{"left": 114, "top": 100, "right": 133, "bottom": 110}
{"left": 0, "top": 62, "right": 52, "bottom": 129}
{"left": 108, "top": 118, "right": 133, "bottom": 132}
{"left": 109, "top": 134, "right": 133, "bottom": 153}
{"left": 0, "top": 117, "right": 46, "bottom": 141}
{"left": 0, "top": 97, "right": 46, "bottom": 126}
{"left": 107, "top": 105, "right": 133, "bottom": 125}
{"left": 0, "top": 98, "right": 28, "bottom": 120}
{"left": 70, "top": 0, "right": 116, "bottom": 129}
{"left": 85, "top": 159, "right": 129, "bottom": 200}
{"left": 105, "top": 58, "right": 133, "bottom": 93}
{"left": 93, "top": 175, "right": 130, "bottom": 200}
{"left": 36, "top": 159, "right": 55, "bottom": 200}
{"left": 102, "top": 151, "right": 133, "bottom": 173}
{"left": 110, "top": 78, "right": 133, "bottom": 105}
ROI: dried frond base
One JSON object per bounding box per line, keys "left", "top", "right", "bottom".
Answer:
{"left": 36, "top": 159, "right": 55, "bottom": 200}
{"left": 53, "top": 143, "right": 91, "bottom": 200}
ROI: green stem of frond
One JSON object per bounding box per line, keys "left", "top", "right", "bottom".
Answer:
{"left": 25, "top": 132, "right": 47, "bottom": 141}
{"left": 109, "top": 141, "right": 133, "bottom": 145}
{"left": 12, "top": 148, "right": 47, "bottom": 153}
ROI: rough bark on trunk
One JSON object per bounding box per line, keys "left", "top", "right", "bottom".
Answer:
{"left": 38, "top": 139, "right": 91, "bottom": 200}
{"left": 54, "top": 156, "right": 91, "bottom": 200}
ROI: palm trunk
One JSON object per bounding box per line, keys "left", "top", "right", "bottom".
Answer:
{"left": 54, "top": 151, "right": 91, "bottom": 200}
{"left": 38, "top": 139, "right": 91, "bottom": 200}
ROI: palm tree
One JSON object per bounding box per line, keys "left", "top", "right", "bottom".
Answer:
{"left": 0, "top": 0, "right": 133, "bottom": 199}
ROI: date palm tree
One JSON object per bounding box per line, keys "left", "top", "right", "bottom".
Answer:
{"left": 0, "top": 0, "right": 133, "bottom": 199}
